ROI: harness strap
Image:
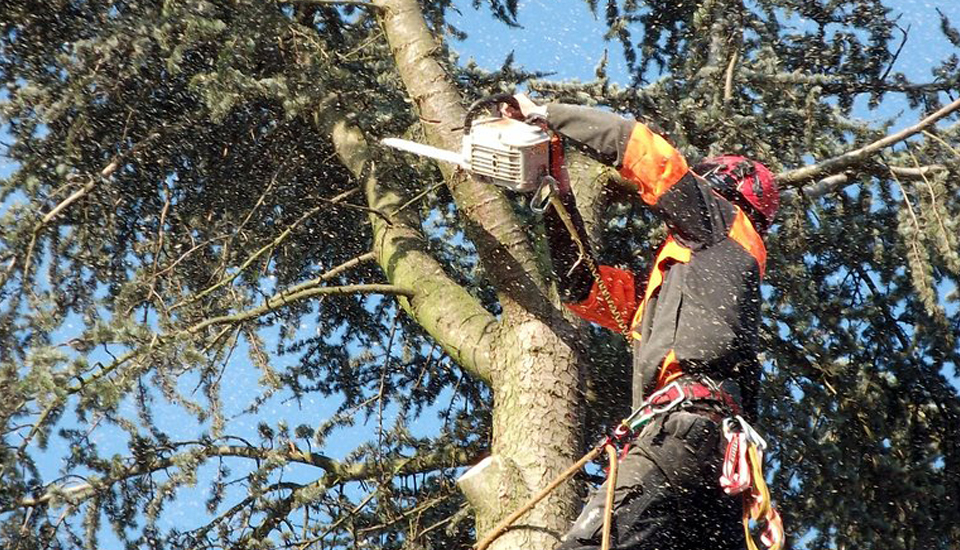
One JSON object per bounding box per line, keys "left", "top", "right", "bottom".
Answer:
{"left": 619, "top": 379, "right": 742, "bottom": 435}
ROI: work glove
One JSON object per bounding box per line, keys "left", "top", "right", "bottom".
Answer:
{"left": 500, "top": 93, "right": 547, "bottom": 121}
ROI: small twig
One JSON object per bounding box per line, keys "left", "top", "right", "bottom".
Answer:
{"left": 922, "top": 129, "right": 960, "bottom": 160}
{"left": 61, "top": 253, "right": 378, "bottom": 401}
{"left": 887, "top": 163, "right": 928, "bottom": 288}
{"left": 723, "top": 50, "right": 739, "bottom": 102}
{"left": 16, "top": 403, "right": 57, "bottom": 457}
{"left": 411, "top": 510, "right": 457, "bottom": 541}
{"left": 218, "top": 159, "right": 288, "bottom": 277}
{"left": 170, "top": 205, "right": 325, "bottom": 311}
{"left": 376, "top": 311, "right": 401, "bottom": 474}
{"left": 909, "top": 148, "right": 951, "bottom": 248}
{"left": 396, "top": 181, "right": 444, "bottom": 213}
{"left": 149, "top": 235, "right": 231, "bottom": 280}
{"left": 295, "top": 490, "right": 378, "bottom": 549}
{"left": 881, "top": 23, "right": 910, "bottom": 82}
{"left": 315, "top": 194, "right": 393, "bottom": 224}
{"left": 138, "top": 190, "right": 172, "bottom": 316}
{"left": 354, "top": 492, "right": 453, "bottom": 536}
{"left": 170, "top": 188, "right": 368, "bottom": 312}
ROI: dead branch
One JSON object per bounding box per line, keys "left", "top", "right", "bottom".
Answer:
{"left": 779, "top": 97, "right": 960, "bottom": 187}
{"left": 781, "top": 164, "right": 948, "bottom": 205}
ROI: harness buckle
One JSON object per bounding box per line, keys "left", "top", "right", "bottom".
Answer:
{"left": 647, "top": 381, "right": 686, "bottom": 415}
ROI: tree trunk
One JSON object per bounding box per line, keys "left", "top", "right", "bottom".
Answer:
{"left": 370, "top": 0, "right": 587, "bottom": 547}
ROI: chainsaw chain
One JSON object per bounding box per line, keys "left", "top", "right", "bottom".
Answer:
{"left": 548, "top": 194, "right": 630, "bottom": 337}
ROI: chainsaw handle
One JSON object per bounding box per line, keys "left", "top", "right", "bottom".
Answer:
{"left": 464, "top": 94, "right": 522, "bottom": 134}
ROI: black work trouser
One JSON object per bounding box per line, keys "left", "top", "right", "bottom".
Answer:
{"left": 557, "top": 410, "right": 742, "bottom": 550}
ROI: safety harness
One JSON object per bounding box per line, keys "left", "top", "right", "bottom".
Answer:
{"left": 609, "top": 382, "right": 783, "bottom": 550}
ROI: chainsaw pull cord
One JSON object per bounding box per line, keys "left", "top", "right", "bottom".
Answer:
{"left": 465, "top": 93, "right": 523, "bottom": 134}
{"left": 537, "top": 125, "right": 630, "bottom": 337}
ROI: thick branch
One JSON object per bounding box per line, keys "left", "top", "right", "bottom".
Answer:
{"left": 778, "top": 97, "right": 960, "bottom": 187}
{"left": 7, "top": 441, "right": 480, "bottom": 513}
{"left": 741, "top": 69, "right": 960, "bottom": 96}
{"left": 325, "top": 116, "right": 497, "bottom": 385}
{"left": 781, "top": 164, "right": 948, "bottom": 204}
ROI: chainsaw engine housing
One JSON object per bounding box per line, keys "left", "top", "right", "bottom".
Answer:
{"left": 464, "top": 117, "right": 550, "bottom": 192}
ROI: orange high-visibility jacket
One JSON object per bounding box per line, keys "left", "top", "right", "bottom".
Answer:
{"left": 543, "top": 104, "right": 767, "bottom": 411}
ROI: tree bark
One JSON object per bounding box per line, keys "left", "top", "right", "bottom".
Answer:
{"left": 372, "top": 0, "right": 557, "bottom": 325}
{"left": 371, "top": 1, "right": 586, "bottom": 547}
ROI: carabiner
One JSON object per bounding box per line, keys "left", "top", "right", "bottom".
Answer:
{"left": 530, "top": 174, "right": 557, "bottom": 214}
{"left": 647, "top": 381, "right": 686, "bottom": 416}
{"left": 722, "top": 415, "right": 768, "bottom": 452}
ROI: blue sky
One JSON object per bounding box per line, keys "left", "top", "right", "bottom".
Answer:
{"left": 448, "top": 0, "right": 960, "bottom": 117}
{"left": 2, "top": 0, "right": 960, "bottom": 546}
{"left": 503, "top": 1, "right": 957, "bottom": 77}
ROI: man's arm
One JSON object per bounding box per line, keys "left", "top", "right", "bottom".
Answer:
{"left": 539, "top": 100, "right": 740, "bottom": 248}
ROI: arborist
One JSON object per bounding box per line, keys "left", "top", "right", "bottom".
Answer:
{"left": 503, "top": 94, "right": 782, "bottom": 550}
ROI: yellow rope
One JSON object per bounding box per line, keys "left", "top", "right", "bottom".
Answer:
{"left": 742, "top": 442, "right": 778, "bottom": 550}
{"left": 601, "top": 444, "right": 619, "bottom": 550}
{"left": 474, "top": 443, "right": 611, "bottom": 550}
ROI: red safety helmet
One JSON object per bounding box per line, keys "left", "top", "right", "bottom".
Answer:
{"left": 695, "top": 155, "right": 779, "bottom": 232}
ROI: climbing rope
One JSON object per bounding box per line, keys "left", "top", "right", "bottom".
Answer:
{"left": 475, "top": 117, "right": 782, "bottom": 550}
{"left": 601, "top": 444, "right": 619, "bottom": 548}
{"left": 473, "top": 440, "right": 620, "bottom": 550}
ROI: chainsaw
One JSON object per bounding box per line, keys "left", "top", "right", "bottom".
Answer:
{"left": 381, "top": 94, "right": 555, "bottom": 197}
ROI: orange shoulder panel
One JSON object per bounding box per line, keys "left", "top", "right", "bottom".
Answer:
{"left": 628, "top": 237, "right": 692, "bottom": 340}
{"left": 728, "top": 210, "right": 767, "bottom": 277}
{"left": 618, "top": 123, "right": 689, "bottom": 205}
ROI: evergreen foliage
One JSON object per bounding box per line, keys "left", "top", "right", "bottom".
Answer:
{"left": 0, "top": 0, "right": 958, "bottom": 548}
